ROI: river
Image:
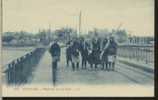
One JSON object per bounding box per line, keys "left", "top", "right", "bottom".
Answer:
{"left": 1, "top": 46, "right": 35, "bottom": 66}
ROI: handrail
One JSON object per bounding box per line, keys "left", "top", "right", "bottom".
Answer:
{"left": 117, "top": 44, "right": 154, "bottom": 64}
{"left": 4, "top": 47, "right": 46, "bottom": 85}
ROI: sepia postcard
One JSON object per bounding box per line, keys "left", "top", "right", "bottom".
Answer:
{"left": 0, "top": 0, "right": 155, "bottom": 97}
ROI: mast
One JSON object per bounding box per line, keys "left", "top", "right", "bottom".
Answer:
{"left": 78, "top": 11, "right": 82, "bottom": 36}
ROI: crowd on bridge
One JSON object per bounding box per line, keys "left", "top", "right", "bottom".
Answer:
{"left": 49, "top": 34, "right": 118, "bottom": 72}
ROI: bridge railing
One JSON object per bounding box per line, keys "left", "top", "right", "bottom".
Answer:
{"left": 117, "top": 44, "right": 154, "bottom": 64}
{"left": 3, "top": 47, "right": 46, "bottom": 85}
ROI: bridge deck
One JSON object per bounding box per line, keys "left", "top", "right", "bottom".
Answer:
{"left": 30, "top": 47, "right": 154, "bottom": 85}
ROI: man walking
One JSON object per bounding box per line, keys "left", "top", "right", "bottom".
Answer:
{"left": 49, "top": 39, "right": 61, "bottom": 84}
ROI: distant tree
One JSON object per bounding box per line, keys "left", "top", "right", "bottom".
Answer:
{"left": 88, "top": 28, "right": 110, "bottom": 40}
{"left": 2, "top": 35, "right": 15, "bottom": 42}
{"left": 3, "top": 31, "right": 37, "bottom": 43}
{"left": 113, "top": 29, "right": 128, "bottom": 43}
{"left": 54, "top": 27, "right": 77, "bottom": 42}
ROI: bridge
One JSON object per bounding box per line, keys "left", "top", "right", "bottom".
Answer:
{"left": 3, "top": 44, "right": 154, "bottom": 86}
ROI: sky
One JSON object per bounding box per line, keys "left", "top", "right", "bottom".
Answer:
{"left": 3, "top": 0, "right": 154, "bottom": 36}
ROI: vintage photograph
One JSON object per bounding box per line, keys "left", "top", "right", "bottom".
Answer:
{"left": 1, "top": 0, "right": 154, "bottom": 97}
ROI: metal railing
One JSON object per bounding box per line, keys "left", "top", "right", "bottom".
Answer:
{"left": 3, "top": 48, "right": 46, "bottom": 85}
{"left": 117, "top": 44, "right": 154, "bottom": 64}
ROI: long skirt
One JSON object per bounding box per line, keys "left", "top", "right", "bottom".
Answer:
{"left": 102, "top": 53, "right": 108, "bottom": 63}
{"left": 88, "top": 51, "right": 101, "bottom": 65}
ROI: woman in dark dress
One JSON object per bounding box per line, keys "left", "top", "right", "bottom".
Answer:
{"left": 88, "top": 38, "right": 101, "bottom": 70}
{"left": 71, "top": 40, "right": 80, "bottom": 71}
{"left": 107, "top": 37, "right": 118, "bottom": 71}
{"left": 101, "top": 38, "right": 109, "bottom": 70}
{"left": 80, "top": 39, "right": 89, "bottom": 69}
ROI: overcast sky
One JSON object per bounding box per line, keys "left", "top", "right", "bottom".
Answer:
{"left": 3, "top": 0, "right": 154, "bottom": 36}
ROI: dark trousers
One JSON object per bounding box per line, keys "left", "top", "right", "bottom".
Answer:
{"left": 52, "top": 61, "right": 57, "bottom": 85}
{"left": 66, "top": 57, "right": 71, "bottom": 67}
{"left": 72, "top": 62, "right": 79, "bottom": 71}
{"left": 82, "top": 57, "right": 87, "bottom": 69}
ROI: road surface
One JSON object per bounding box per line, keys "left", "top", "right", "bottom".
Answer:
{"left": 31, "top": 47, "right": 154, "bottom": 86}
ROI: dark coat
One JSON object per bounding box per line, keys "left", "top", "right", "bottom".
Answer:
{"left": 66, "top": 46, "right": 72, "bottom": 60}
{"left": 49, "top": 43, "right": 61, "bottom": 57}
{"left": 88, "top": 40, "right": 101, "bottom": 64}
{"left": 71, "top": 41, "right": 80, "bottom": 57}
{"left": 80, "top": 41, "right": 89, "bottom": 59}
{"left": 107, "top": 41, "right": 117, "bottom": 55}
{"left": 92, "top": 39, "right": 100, "bottom": 52}
{"left": 102, "top": 39, "right": 108, "bottom": 61}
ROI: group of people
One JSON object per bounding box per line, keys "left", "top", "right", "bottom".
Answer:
{"left": 49, "top": 35, "right": 118, "bottom": 72}
{"left": 66, "top": 36, "right": 118, "bottom": 71}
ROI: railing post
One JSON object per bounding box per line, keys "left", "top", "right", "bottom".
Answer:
{"left": 4, "top": 47, "right": 46, "bottom": 85}
{"left": 16, "top": 58, "right": 21, "bottom": 84}
{"left": 11, "top": 61, "right": 16, "bottom": 84}
{"left": 7, "top": 64, "right": 12, "bottom": 84}
{"left": 145, "top": 47, "right": 149, "bottom": 64}
{"left": 118, "top": 44, "right": 153, "bottom": 65}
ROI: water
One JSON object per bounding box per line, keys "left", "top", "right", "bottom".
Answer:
{"left": 2, "top": 46, "right": 35, "bottom": 66}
